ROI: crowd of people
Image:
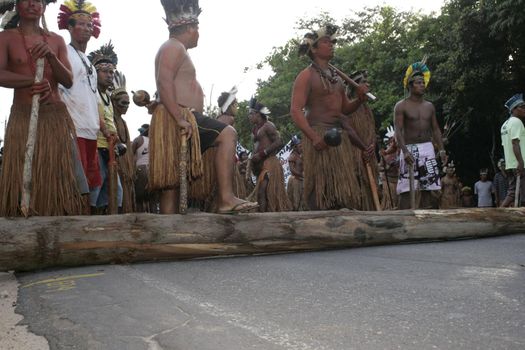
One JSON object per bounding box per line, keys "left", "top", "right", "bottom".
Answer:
{"left": 0, "top": 0, "right": 522, "bottom": 218}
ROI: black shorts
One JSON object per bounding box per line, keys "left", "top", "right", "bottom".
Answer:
{"left": 193, "top": 111, "right": 227, "bottom": 153}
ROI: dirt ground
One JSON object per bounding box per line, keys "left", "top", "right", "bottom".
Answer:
{"left": 0, "top": 272, "right": 49, "bottom": 350}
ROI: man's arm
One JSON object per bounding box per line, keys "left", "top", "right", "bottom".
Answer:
{"left": 394, "top": 100, "right": 414, "bottom": 164}
{"left": 155, "top": 41, "right": 192, "bottom": 137}
{"left": 492, "top": 180, "right": 500, "bottom": 205}
{"left": 263, "top": 124, "right": 284, "bottom": 156}
{"left": 290, "top": 69, "right": 327, "bottom": 151}
{"left": 252, "top": 124, "right": 283, "bottom": 163}
{"left": 132, "top": 136, "right": 144, "bottom": 155}
{"left": 341, "top": 84, "right": 368, "bottom": 115}
{"left": 430, "top": 104, "right": 447, "bottom": 164}
{"left": 340, "top": 114, "right": 375, "bottom": 161}
{"left": 50, "top": 34, "right": 73, "bottom": 88}
{"left": 340, "top": 114, "right": 367, "bottom": 150}
{"left": 28, "top": 34, "right": 73, "bottom": 88}
{"left": 288, "top": 153, "right": 302, "bottom": 178}
{"left": 512, "top": 139, "right": 524, "bottom": 174}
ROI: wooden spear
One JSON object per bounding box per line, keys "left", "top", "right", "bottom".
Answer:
{"left": 328, "top": 64, "right": 377, "bottom": 101}
{"left": 409, "top": 165, "right": 416, "bottom": 209}
{"left": 20, "top": 58, "right": 45, "bottom": 218}
{"left": 179, "top": 133, "right": 188, "bottom": 214}
{"left": 366, "top": 163, "right": 381, "bottom": 211}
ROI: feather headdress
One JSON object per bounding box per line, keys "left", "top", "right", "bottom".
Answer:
{"left": 383, "top": 125, "right": 395, "bottom": 142}
{"left": 298, "top": 24, "right": 338, "bottom": 57}
{"left": 161, "top": 0, "right": 201, "bottom": 29}
{"left": 403, "top": 56, "right": 431, "bottom": 89}
{"left": 1, "top": 0, "right": 56, "bottom": 30}
{"left": 88, "top": 41, "right": 118, "bottom": 70}
{"left": 111, "top": 70, "right": 127, "bottom": 99}
{"left": 248, "top": 97, "right": 271, "bottom": 117}
{"left": 58, "top": 0, "right": 101, "bottom": 38}
{"left": 218, "top": 86, "right": 238, "bottom": 114}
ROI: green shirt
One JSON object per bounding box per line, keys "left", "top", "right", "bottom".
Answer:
{"left": 501, "top": 116, "right": 525, "bottom": 169}
{"left": 96, "top": 92, "right": 116, "bottom": 149}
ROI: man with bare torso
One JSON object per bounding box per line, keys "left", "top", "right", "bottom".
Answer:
{"left": 151, "top": 0, "right": 257, "bottom": 214}
{"left": 290, "top": 24, "right": 372, "bottom": 210}
{"left": 0, "top": 0, "right": 83, "bottom": 216}
{"left": 248, "top": 100, "right": 290, "bottom": 212}
{"left": 394, "top": 62, "right": 447, "bottom": 209}
{"left": 217, "top": 87, "right": 248, "bottom": 199}
{"left": 439, "top": 162, "right": 461, "bottom": 209}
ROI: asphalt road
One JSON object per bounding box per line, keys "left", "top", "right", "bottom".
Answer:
{"left": 15, "top": 234, "right": 525, "bottom": 350}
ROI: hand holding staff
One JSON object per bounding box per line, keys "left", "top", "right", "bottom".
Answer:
{"left": 328, "top": 64, "right": 377, "bottom": 101}
{"left": 21, "top": 58, "right": 45, "bottom": 218}
{"left": 179, "top": 132, "right": 188, "bottom": 214}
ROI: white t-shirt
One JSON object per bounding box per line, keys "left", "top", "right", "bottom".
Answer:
{"left": 135, "top": 136, "right": 149, "bottom": 167}
{"left": 474, "top": 180, "right": 493, "bottom": 207}
{"left": 59, "top": 45, "right": 100, "bottom": 140}
{"left": 500, "top": 116, "right": 525, "bottom": 169}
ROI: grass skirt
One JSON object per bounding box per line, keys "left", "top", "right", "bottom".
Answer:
{"left": 249, "top": 156, "right": 291, "bottom": 212}
{"left": 149, "top": 105, "right": 203, "bottom": 191}
{"left": 0, "top": 103, "right": 82, "bottom": 216}
{"left": 303, "top": 126, "right": 360, "bottom": 210}
{"left": 233, "top": 162, "right": 247, "bottom": 199}
{"left": 287, "top": 175, "right": 307, "bottom": 211}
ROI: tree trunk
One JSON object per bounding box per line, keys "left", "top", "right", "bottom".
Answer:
{"left": 1, "top": 208, "right": 523, "bottom": 272}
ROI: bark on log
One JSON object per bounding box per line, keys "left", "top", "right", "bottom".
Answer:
{"left": 1, "top": 208, "right": 524, "bottom": 272}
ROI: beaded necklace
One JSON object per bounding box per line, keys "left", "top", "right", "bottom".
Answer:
{"left": 98, "top": 90, "right": 110, "bottom": 106}
{"left": 70, "top": 44, "right": 97, "bottom": 93}
{"left": 311, "top": 62, "right": 340, "bottom": 91}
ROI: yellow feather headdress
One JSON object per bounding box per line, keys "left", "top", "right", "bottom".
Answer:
{"left": 403, "top": 56, "right": 431, "bottom": 89}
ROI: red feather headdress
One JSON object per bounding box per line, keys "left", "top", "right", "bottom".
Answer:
{"left": 57, "top": 0, "right": 101, "bottom": 38}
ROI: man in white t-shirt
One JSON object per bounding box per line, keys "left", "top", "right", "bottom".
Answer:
{"left": 501, "top": 93, "right": 525, "bottom": 207}
{"left": 474, "top": 169, "right": 493, "bottom": 207}
{"left": 57, "top": 1, "right": 102, "bottom": 203}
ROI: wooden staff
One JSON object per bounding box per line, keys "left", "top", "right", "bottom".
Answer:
{"left": 328, "top": 64, "right": 377, "bottom": 101}
{"left": 381, "top": 156, "right": 394, "bottom": 208}
{"left": 365, "top": 162, "right": 381, "bottom": 211}
{"left": 409, "top": 165, "right": 416, "bottom": 209}
{"left": 515, "top": 175, "right": 521, "bottom": 208}
{"left": 108, "top": 136, "right": 118, "bottom": 214}
{"left": 20, "top": 58, "right": 45, "bottom": 218}
{"left": 179, "top": 133, "right": 188, "bottom": 214}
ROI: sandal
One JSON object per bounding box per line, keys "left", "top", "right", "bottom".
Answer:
{"left": 217, "top": 201, "right": 259, "bottom": 214}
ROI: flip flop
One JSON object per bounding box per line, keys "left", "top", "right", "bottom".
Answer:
{"left": 217, "top": 201, "right": 259, "bottom": 214}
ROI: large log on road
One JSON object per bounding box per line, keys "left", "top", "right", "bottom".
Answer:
{"left": 0, "top": 208, "right": 524, "bottom": 272}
